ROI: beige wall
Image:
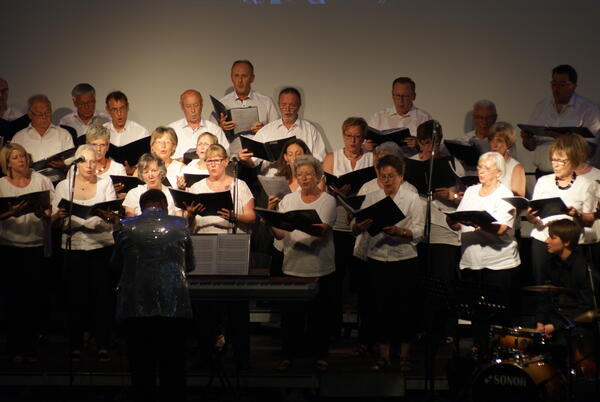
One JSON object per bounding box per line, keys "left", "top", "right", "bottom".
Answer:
{"left": 3, "top": 0, "right": 600, "bottom": 153}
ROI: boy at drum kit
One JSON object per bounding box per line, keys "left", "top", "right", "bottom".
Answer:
{"left": 534, "top": 219, "right": 598, "bottom": 376}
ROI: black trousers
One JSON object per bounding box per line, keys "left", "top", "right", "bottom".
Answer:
{"left": 64, "top": 246, "right": 114, "bottom": 350}
{"left": 332, "top": 230, "right": 356, "bottom": 336}
{"left": 354, "top": 257, "right": 376, "bottom": 346}
{"left": 123, "top": 317, "right": 189, "bottom": 402}
{"left": 1, "top": 245, "right": 44, "bottom": 358}
{"left": 460, "top": 266, "right": 520, "bottom": 357}
{"left": 280, "top": 272, "right": 335, "bottom": 361}
{"left": 369, "top": 257, "right": 419, "bottom": 344}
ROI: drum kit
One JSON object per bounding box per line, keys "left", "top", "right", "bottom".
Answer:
{"left": 469, "top": 285, "right": 599, "bottom": 402}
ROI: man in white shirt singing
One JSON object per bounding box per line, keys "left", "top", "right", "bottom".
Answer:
{"left": 59, "top": 83, "right": 109, "bottom": 138}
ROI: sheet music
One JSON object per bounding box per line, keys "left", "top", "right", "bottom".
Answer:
{"left": 257, "top": 175, "right": 291, "bottom": 198}
{"left": 231, "top": 107, "right": 259, "bottom": 135}
{"left": 191, "top": 234, "right": 250, "bottom": 275}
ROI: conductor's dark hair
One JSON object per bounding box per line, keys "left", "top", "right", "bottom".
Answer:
{"left": 376, "top": 154, "right": 405, "bottom": 176}
{"left": 278, "top": 87, "right": 302, "bottom": 105}
{"left": 231, "top": 59, "right": 254, "bottom": 75}
{"left": 139, "top": 189, "right": 167, "bottom": 211}
{"left": 552, "top": 65, "right": 578, "bottom": 84}
{"left": 548, "top": 219, "right": 581, "bottom": 251}
{"left": 105, "top": 90, "right": 128, "bottom": 106}
{"left": 392, "top": 77, "right": 416, "bottom": 92}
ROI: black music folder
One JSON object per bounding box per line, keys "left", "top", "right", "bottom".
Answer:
{"left": 240, "top": 136, "right": 295, "bottom": 162}
{"left": 331, "top": 187, "right": 366, "bottom": 211}
{"left": 183, "top": 148, "right": 198, "bottom": 164}
{"left": 502, "top": 196, "right": 568, "bottom": 219}
{"left": 31, "top": 147, "right": 76, "bottom": 171}
{"left": 0, "top": 190, "right": 51, "bottom": 217}
{"left": 257, "top": 175, "right": 291, "bottom": 199}
{"left": 517, "top": 124, "right": 594, "bottom": 138}
{"left": 445, "top": 210, "right": 496, "bottom": 227}
{"left": 168, "top": 188, "right": 233, "bottom": 216}
{"left": 57, "top": 198, "right": 124, "bottom": 219}
{"left": 324, "top": 167, "right": 377, "bottom": 196}
{"left": 345, "top": 195, "right": 406, "bottom": 236}
{"left": 366, "top": 127, "right": 411, "bottom": 147}
{"left": 254, "top": 207, "right": 322, "bottom": 235}
{"left": 107, "top": 136, "right": 151, "bottom": 166}
{"left": 109, "top": 175, "right": 143, "bottom": 193}
{"left": 210, "top": 95, "right": 259, "bottom": 140}
{"left": 184, "top": 173, "right": 209, "bottom": 188}
{"left": 444, "top": 140, "right": 481, "bottom": 167}
{"left": 404, "top": 156, "right": 458, "bottom": 196}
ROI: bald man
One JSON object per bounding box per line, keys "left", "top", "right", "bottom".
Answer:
{"left": 168, "top": 89, "right": 228, "bottom": 160}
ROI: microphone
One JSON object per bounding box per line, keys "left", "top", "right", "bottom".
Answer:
{"left": 66, "top": 156, "right": 86, "bottom": 165}
{"left": 432, "top": 120, "right": 442, "bottom": 142}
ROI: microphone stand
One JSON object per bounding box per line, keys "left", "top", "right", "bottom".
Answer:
{"left": 64, "top": 164, "right": 77, "bottom": 387}
{"left": 230, "top": 158, "right": 239, "bottom": 234}
{"left": 424, "top": 125, "right": 442, "bottom": 400}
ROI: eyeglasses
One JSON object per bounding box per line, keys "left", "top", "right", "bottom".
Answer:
{"left": 30, "top": 111, "right": 52, "bottom": 117}
{"left": 154, "top": 140, "right": 174, "bottom": 147}
{"left": 379, "top": 174, "right": 398, "bottom": 181}
{"left": 108, "top": 106, "right": 127, "bottom": 113}
{"left": 279, "top": 103, "right": 299, "bottom": 111}
{"left": 551, "top": 158, "right": 569, "bottom": 166}
{"left": 296, "top": 172, "right": 315, "bottom": 178}
{"left": 206, "top": 158, "right": 225, "bottom": 165}
{"left": 476, "top": 164, "right": 496, "bottom": 172}
{"left": 392, "top": 94, "right": 413, "bottom": 100}
{"left": 142, "top": 169, "right": 161, "bottom": 176}
{"left": 550, "top": 81, "right": 573, "bottom": 89}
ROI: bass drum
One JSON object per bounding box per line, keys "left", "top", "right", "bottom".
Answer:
{"left": 470, "top": 355, "right": 567, "bottom": 402}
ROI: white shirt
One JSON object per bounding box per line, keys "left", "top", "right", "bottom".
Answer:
{"left": 527, "top": 93, "right": 600, "bottom": 170}
{"left": 331, "top": 149, "right": 374, "bottom": 231}
{"left": 359, "top": 187, "right": 424, "bottom": 262}
{"left": 353, "top": 180, "right": 417, "bottom": 260}
{"left": 59, "top": 111, "right": 110, "bottom": 137}
{"left": 457, "top": 184, "right": 520, "bottom": 270}
{"left": 367, "top": 105, "right": 432, "bottom": 136}
{"left": 459, "top": 130, "right": 491, "bottom": 154}
{"left": 97, "top": 159, "right": 127, "bottom": 179}
{"left": 278, "top": 191, "right": 337, "bottom": 277}
{"left": 254, "top": 118, "right": 327, "bottom": 161}
{"left": 212, "top": 89, "right": 279, "bottom": 127}
{"left": 530, "top": 173, "right": 596, "bottom": 242}
{"left": 165, "top": 160, "right": 185, "bottom": 188}
{"left": 1, "top": 105, "right": 26, "bottom": 121}
{"left": 12, "top": 124, "right": 75, "bottom": 162}
{"left": 0, "top": 172, "right": 54, "bottom": 248}
{"left": 579, "top": 167, "right": 600, "bottom": 244}
{"left": 189, "top": 178, "right": 254, "bottom": 234}
{"left": 123, "top": 184, "right": 178, "bottom": 216}
{"left": 103, "top": 120, "right": 149, "bottom": 147}
{"left": 168, "top": 117, "right": 229, "bottom": 159}
{"left": 52, "top": 177, "right": 116, "bottom": 251}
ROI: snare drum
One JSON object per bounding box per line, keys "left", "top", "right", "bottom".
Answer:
{"left": 471, "top": 355, "right": 567, "bottom": 402}
{"left": 490, "top": 325, "right": 546, "bottom": 356}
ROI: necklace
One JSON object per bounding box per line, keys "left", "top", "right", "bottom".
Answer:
{"left": 555, "top": 172, "right": 576, "bottom": 190}
{"left": 96, "top": 159, "right": 109, "bottom": 174}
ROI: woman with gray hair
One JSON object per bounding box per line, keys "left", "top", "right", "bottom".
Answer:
{"left": 447, "top": 151, "right": 521, "bottom": 360}
{"left": 86, "top": 125, "right": 127, "bottom": 179}
{"left": 51, "top": 144, "right": 119, "bottom": 363}
{"left": 267, "top": 154, "right": 337, "bottom": 372}
{"left": 122, "top": 153, "right": 178, "bottom": 217}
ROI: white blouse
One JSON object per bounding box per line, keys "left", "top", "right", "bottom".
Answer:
{"left": 52, "top": 177, "right": 117, "bottom": 251}
{"left": 189, "top": 178, "right": 254, "bottom": 234}
{"left": 530, "top": 174, "right": 595, "bottom": 242}
{"left": 457, "top": 183, "right": 520, "bottom": 270}
{"left": 123, "top": 184, "right": 178, "bottom": 216}
{"left": 278, "top": 191, "right": 337, "bottom": 277}
{"left": 0, "top": 172, "right": 54, "bottom": 248}
{"left": 359, "top": 186, "right": 424, "bottom": 262}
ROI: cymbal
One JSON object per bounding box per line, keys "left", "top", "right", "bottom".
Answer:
{"left": 574, "top": 309, "right": 600, "bottom": 323}
{"left": 522, "top": 285, "right": 576, "bottom": 294}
